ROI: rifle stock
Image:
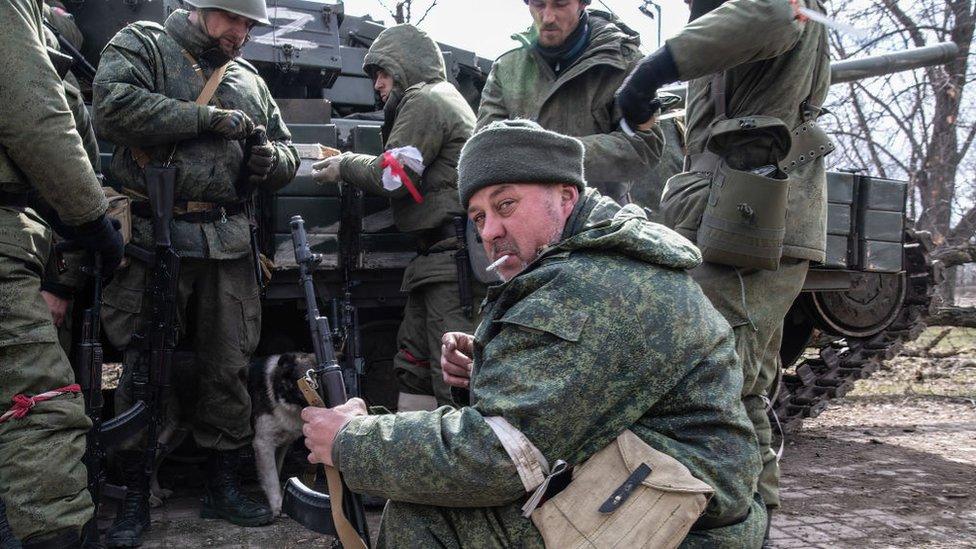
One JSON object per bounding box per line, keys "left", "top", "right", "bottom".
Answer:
{"left": 283, "top": 215, "right": 370, "bottom": 548}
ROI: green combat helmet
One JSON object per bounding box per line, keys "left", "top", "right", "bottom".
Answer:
{"left": 183, "top": 0, "right": 271, "bottom": 25}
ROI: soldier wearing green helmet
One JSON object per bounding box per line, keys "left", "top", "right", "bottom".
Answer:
{"left": 92, "top": 0, "right": 299, "bottom": 546}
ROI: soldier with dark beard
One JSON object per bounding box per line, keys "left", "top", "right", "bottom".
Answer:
{"left": 93, "top": 0, "right": 299, "bottom": 545}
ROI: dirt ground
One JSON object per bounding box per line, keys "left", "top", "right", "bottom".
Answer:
{"left": 124, "top": 328, "right": 976, "bottom": 548}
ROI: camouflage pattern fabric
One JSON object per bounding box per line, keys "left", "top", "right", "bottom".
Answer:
{"left": 691, "top": 259, "right": 809, "bottom": 508}
{"left": 95, "top": 10, "right": 297, "bottom": 449}
{"left": 103, "top": 257, "right": 260, "bottom": 450}
{"left": 662, "top": 0, "right": 830, "bottom": 262}
{"left": 339, "top": 24, "right": 474, "bottom": 234}
{"left": 93, "top": 9, "right": 299, "bottom": 260}
{"left": 338, "top": 25, "right": 484, "bottom": 407}
{"left": 0, "top": 0, "right": 106, "bottom": 541}
{"left": 0, "top": 0, "right": 107, "bottom": 226}
{"left": 0, "top": 210, "right": 93, "bottom": 543}
{"left": 659, "top": 0, "right": 830, "bottom": 506}
{"left": 333, "top": 190, "right": 765, "bottom": 546}
{"left": 476, "top": 10, "right": 664, "bottom": 205}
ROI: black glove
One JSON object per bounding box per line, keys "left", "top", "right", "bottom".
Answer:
{"left": 207, "top": 107, "right": 255, "bottom": 141}
{"left": 246, "top": 142, "right": 277, "bottom": 185}
{"left": 615, "top": 45, "right": 680, "bottom": 130}
{"left": 67, "top": 215, "right": 124, "bottom": 281}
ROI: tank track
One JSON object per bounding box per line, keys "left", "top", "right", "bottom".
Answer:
{"left": 772, "top": 228, "right": 944, "bottom": 434}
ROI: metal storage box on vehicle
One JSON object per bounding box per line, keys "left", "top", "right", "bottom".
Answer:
{"left": 243, "top": 0, "right": 343, "bottom": 89}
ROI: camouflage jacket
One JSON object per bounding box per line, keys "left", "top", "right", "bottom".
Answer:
{"left": 340, "top": 24, "right": 474, "bottom": 235}
{"left": 93, "top": 9, "right": 299, "bottom": 259}
{"left": 665, "top": 0, "right": 830, "bottom": 261}
{"left": 333, "top": 190, "right": 761, "bottom": 540}
{"left": 0, "top": 0, "right": 106, "bottom": 230}
{"left": 477, "top": 11, "right": 664, "bottom": 201}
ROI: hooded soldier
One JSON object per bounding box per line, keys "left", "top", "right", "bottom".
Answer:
{"left": 313, "top": 24, "right": 485, "bottom": 412}
{"left": 92, "top": 0, "right": 299, "bottom": 545}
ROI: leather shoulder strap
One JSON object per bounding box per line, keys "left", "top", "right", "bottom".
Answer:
{"left": 132, "top": 54, "right": 228, "bottom": 168}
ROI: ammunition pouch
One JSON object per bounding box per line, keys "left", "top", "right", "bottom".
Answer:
{"left": 104, "top": 187, "right": 132, "bottom": 246}
{"left": 530, "top": 430, "right": 713, "bottom": 549}
{"left": 781, "top": 118, "right": 835, "bottom": 174}
{"left": 665, "top": 116, "right": 794, "bottom": 271}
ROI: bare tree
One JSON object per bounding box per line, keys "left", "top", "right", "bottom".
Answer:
{"left": 824, "top": 1, "right": 974, "bottom": 248}
{"left": 376, "top": 0, "right": 439, "bottom": 25}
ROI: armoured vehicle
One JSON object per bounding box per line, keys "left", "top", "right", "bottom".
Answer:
{"left": 58, "top": 0, "right": 955, "bottom": 430}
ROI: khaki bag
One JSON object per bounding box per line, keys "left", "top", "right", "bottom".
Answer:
{"left": 531, "top": 430, "right": 713, "bottom": 549}
{"left": 104, "top": 187, "right": 132, "bottom": 245}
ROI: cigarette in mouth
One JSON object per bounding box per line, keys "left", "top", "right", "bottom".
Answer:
{"left": 486, "top": 255, "right": 510, "bottom": 273}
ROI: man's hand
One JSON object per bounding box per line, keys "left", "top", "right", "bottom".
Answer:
{"left": 301, "top": 398, "right": 368, "bottom": 467}
{"left": 66, "top": 215, "right": 125, "bottom": 280}
{"left": 615, "top": 44, "right": 680, "bottom": 131}
{"left": 247, "top": 141, "right": 277, "bottom": 184}
{"left": 41, "top": 290, "right": 70, "bottom": 328}
{"left": 441, "top": 331, "right": 475, "bottom": 389}
{"left": 311, "top": 155, "right": 343, "bottom": 185}
{"left": 207, "top": 107, "right": 255, "bottom": 141}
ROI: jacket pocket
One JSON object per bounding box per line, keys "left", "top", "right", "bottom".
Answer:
{"left": 497, "top": 298, "right": 588, "bottom": 342}
{"left": 531, "top": 429, "right": 713, "bottom": 549}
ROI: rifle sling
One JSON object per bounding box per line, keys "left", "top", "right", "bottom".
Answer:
{"left": 131, "top": 51, "right": 228, "bottom": 169}
{"left": 325, "top": 466, "right": 368, "bottom": 549}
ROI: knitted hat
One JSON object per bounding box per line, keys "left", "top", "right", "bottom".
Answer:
{"left": 457, "top": 119, "right": 586, "bottom": 208}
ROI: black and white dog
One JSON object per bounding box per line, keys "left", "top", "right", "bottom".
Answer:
{"left": 248, "top": 352, "right": 317, "bottom": 516}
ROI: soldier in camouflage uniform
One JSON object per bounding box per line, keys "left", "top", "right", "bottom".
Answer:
{"left": 92, "top": 0, "right": 299, "bottom": 545}
{"left": 0, "top": 0, "right": 125, "bottom": 546}
{"left": 302, "top": 120, "right": 766, "bottom": 548}
{"left": 38, "top": 2, "right": 103, "bottom": 353}
{"left": 476, "top": 0, "right": 665, "bottom": 205}
{"left": 313, "top": 24, "right": 484, "bottom": 411}
{"left": 616, "top": 0, "right": 831, "bottom": 521}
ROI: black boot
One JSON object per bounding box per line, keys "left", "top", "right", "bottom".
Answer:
{"left": 104, "top": 451, "right": 150, "bottom": 548}
{"left": 22, "top": 529, "right": 80, "bottom": 549}
{"left": 200, "top": 450, "right": 273, "bottom": 527}
{"left": 0, "top": 499, "right": 21, "bottom": 549}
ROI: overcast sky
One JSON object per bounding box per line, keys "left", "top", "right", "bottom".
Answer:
{"left": 345, "top": 1, "right": 692, "bottom": 59}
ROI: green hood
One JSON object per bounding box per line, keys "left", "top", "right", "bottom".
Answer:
{"left": 363, "top": 24, "right": 447, "bottom": 89}
{"left": 513, "top": 9, "right": 641, "bottom": 59}
{"left": 552, "top": 189, "right": 702, "bottom": 270}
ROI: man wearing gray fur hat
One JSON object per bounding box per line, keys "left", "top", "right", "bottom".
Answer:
{"left": 300, "top": 119, "right": 766, "bottom": 547}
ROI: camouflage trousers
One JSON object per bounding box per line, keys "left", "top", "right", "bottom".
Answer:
{"left": 102, "top": 255, "right": 260, "bottom": 451}
{"left": 394, "top": 279, "right": 485, "bottom": 410}
{"left": 0, "top": 208, "right": 92, "bottom": 542}
{"left": 376, "top": 493, "right": 767, "bottom": 548}
{"left": 691, "top": 259, "right": 810, "bottom": 508}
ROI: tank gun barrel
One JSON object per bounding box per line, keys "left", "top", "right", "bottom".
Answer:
{"left": 830, "top": 42, "right": 959, "bottom": 84}
{"left": 660, "top": 42, "right": 960, "bottom": 105}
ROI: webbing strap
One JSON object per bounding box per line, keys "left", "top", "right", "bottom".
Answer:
{"left": 131, "top": 50, "right": 228, "bottom": 169}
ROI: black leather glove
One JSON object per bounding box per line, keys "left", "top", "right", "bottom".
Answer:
{"left": 246, "top": 141, "right": 277, "bottom": 184}
{"left": 207, "top": 107, "right": 255, "bottom": 141}
{"left": 67, "top": 215, "right": 124, "bottom": 280}
{"left": 615, "top": 45, "right": 680, "bottom": 130}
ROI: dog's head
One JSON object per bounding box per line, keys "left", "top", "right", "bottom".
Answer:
{"left": 268, "top": 352, "right": 318, "bottom": 408}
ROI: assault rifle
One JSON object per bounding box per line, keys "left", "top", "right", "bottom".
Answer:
{"left": 75, "top": 252, "right": 107, "bottom": 548}
{"left": 337, "top": 179, "right": 364, "bottom": 399}
{"left": 42, "top": 19, "right": 97, "bottom": 82}
{"left": 238, "top": 126, "right": 270, "bottom": 291}
{"left": 282, "top": 215, "right": 370, "bottom": 548}
{"left": 128, "top": 165, "right": 181, "bottom": 505}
